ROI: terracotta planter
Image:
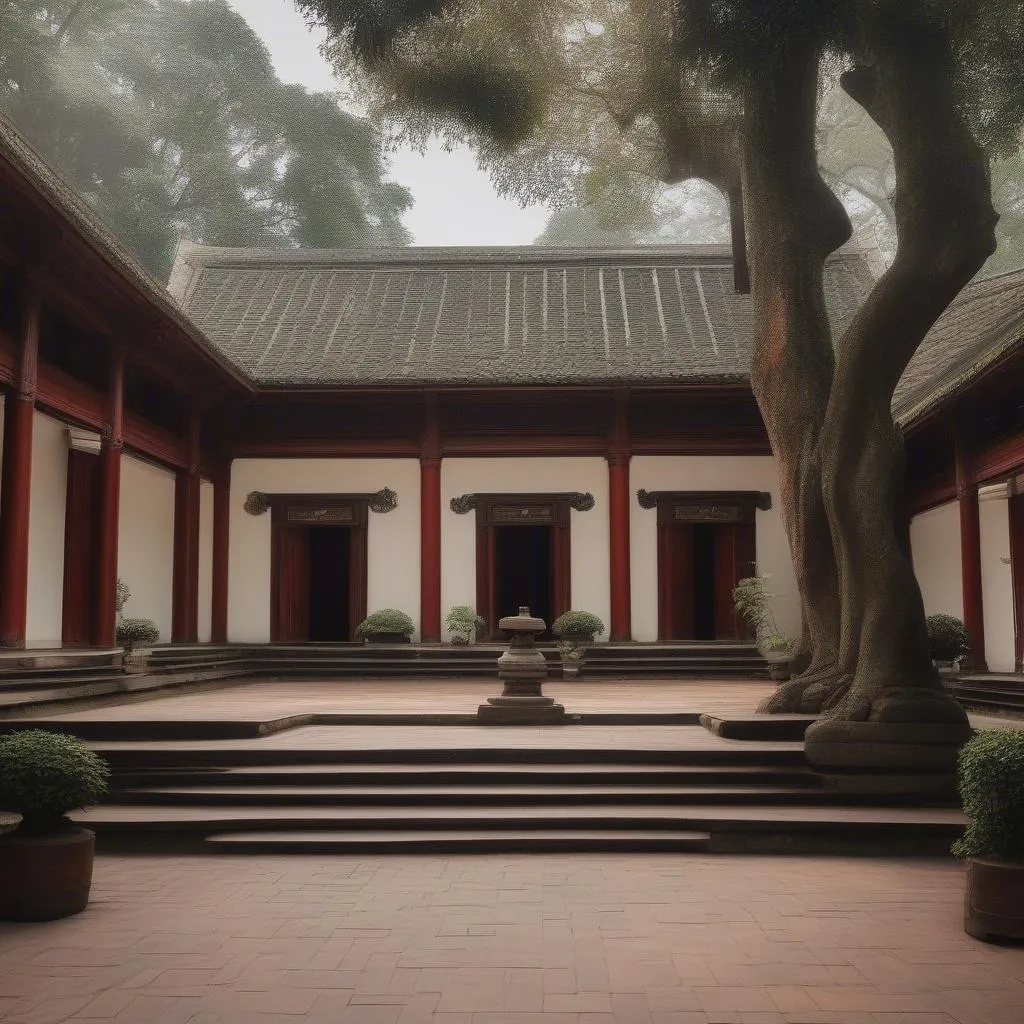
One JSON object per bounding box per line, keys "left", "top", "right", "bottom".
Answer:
{"left": 0, "top": 826, "right": 96, "bottom": 921}
{"left": 964, "top": 857, "right": 1024, "bottom": 942}
{"left": 121, "top": 648, "right": 151, "bottom": 674}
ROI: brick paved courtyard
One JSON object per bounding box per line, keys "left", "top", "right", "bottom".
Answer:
{"left": 2, "top": 853, "right": 1023, "bottom": 1024}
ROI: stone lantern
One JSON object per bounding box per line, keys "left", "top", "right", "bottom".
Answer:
{"left": 476, "top": 606, "right": 566, "bottom": 724}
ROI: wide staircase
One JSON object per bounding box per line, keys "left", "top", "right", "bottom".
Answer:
{"left": 55, "top": 715, "right": 966, "bottom": 857}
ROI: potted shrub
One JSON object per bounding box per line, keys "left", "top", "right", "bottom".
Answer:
{"left": 445, "top": 605, "right": 485, "bottom": 645}
{"left": 114, "top": 579, "right": 159, "bottom": 673}
{"left": 356, "top": 608, "right": 415, "bottom": 644}
{"left": 552, "top": 610, "right": 605, "bottom": 679}
{"left": 733, "top": 574, "right": 795, "bottom": 680}
{"left": 0, "top": 730, "right": 110, "bottom": 921}
{"left": 116, "top": 617, "right": 160, "bottom": 674}
{"left": 954, "top": 729, "right": 1024, "bottom": 942}
{"left": 927, "top": 613, "right": 971, "bottom": 670}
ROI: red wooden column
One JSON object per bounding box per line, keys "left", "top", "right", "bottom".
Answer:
{"left": 92, "top": 349, "right": 124, "bottom": 648}
{"left": 172, "top": 410, "right": 202, "bottom": 643}
{"left": 0, "top": 284, "right": 40, "bottom": 648}
{"left": 956, "top": 425, "right": 987, "bottom": 670}
{"left": 420, "top": 391, "right": 442, "bottom": 642}
{"left": 608, "top": 388, "right": 632, "bottom": 641}
{"left": 211, "top": 460, "right": 231, "bottom": 644}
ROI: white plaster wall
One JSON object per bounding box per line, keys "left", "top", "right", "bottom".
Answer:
{"left": 980, "top": 497, "right": 1015, "bottom": 672}
{"left": 26, "top": 411, "right": 68, "bottom": 648}
{"left": 910, "top": 500, "right": 963, "bottom": 619}
{"left": 441, "top": 457, "right": 611, "bottom": 640}
{"left": 117, "top": 454, "right": 175, "bottom": 642}
{"left": 198, "top": 478, "right": 214, "bottom": 643}
{"left": 630, "top": 456, "right": 798, "bottom": 643}
{"left": 228, "top": 459, "right": 421, "bottom": 642}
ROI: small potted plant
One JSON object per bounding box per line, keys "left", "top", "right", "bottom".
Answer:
{"left": 733, "top": 574, "right": 795, "bottom": 680}
{"left": 954, "top": 729, "right": 1024, "bottom": 942}
{"left": 356, "top": 608, "right": 415, "bottom": 644}
{"left": 927, "top": 613, "right": 971, "bottom": 671}
{"left": 116, "top": 617, "right": 160, "bottom": 674}
{"left": 445, "top": 605, "right": 485, "bottom": 646}
{"left": 114, "top": 579, "right": 159, "bottom": 673}
{"left": 552, "top": 610, "right": 605, "bottom": 679}
{"left": 0, "top": 730, "right": 110, "bottom": 921}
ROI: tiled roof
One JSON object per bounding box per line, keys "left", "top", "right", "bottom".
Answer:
{"left": 0, "top": 112, "right": 251, "bottom": 390}
{"left": 168, "top": 242, "right": 876, "bottom": 386}
{"left": 894, "top": 266, "right": 1024, "bottom": 425}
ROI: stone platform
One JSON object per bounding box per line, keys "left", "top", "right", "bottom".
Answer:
{"left": 1, "top": 678, "right": 1008, "bottom": 857}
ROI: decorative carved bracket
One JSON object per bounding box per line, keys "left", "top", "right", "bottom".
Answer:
{"left": 244, "top": 491, "right": 270, "bottom": 516}
{"left": 450, "top": 492, "right": 595, "bottom": 515}
{"left": 637, "top": 489, "right": 772, "bottom": 524}
{"left": 244, "top": 488, "right": 399, "bottom": 516}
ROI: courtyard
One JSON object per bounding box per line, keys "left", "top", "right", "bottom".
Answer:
{"left": 1, "top": 850, "right": 1023, "bottom": 1024}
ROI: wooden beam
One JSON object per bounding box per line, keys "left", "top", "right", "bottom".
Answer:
{"left": 956, "top": 424, "right": 987, "bottom": 671}
{"left": 608, "top": 387, "right": 632, "bottom": 641}
{"left": 420, "top": 391, "right": 442, "bottom": 642}
{"left": 93, "top": 348, "right": 124, "bottom": 648}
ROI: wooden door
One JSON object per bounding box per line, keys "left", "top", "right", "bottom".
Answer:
{"left": 271, "top": 525, "right": 310, "bottom": 642}
{"left": 658, "top": 522, "right": 695, "bottom": 640}
{"left": 551, "top": 522, "right": 571, "bottom": 625}
{"left": 62, "top": 450, "right": 99, "bottom": 647}
{"left": 713, "top": 524, "right": 740, "bottom": 639}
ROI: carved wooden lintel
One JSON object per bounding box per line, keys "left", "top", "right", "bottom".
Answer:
{"left": 637, "top": 489, "right": 772, "bottom": 524}
{"left": 450, "top": 492, "right": 595, "bottom": 515}
{"left": 244, "top": 487, "right": 398, "bottom": 517}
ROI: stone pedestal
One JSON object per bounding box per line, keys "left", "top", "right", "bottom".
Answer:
{"left": 805, "top": 719, "right": 971, "bottom": 796}
{"left": 477, "top": 606, "right": 565, "bottom": 725}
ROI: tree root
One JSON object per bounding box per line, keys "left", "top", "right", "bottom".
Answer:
{"left": 824, "top": 680, "right": 969, "bottom": 725}
{"left": 756, "top": 668, "right": 853, "bottom": 714}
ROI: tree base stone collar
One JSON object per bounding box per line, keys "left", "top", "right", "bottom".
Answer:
{"left": 804, "top": 719, "right": 972, "bottom": 787}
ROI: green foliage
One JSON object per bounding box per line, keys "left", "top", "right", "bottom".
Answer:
{"left": 552, "top": 610, "right": 604, "bottom": 640}
{"left": 115, "top": 578, "right": 131, "bottom": 617}
{"left": 926, "top": 614, "right": 971, "bottom": 664}
{"left": 0, "top": 730, "right": 110, "bottom": 834}
{"left": 445, "top": 605, "right": 485, "bottom": 641}
{"left": 0, "top": 0, "right": 411, "bottom": 277}
{"left": 116, "top": 617, "right": 160, "bottom": 651}
{"left": 761, "top": 634, "right": 794, "bottom": 654}
{"left": 733, "top": 575, "right": 793, "bottom": 653}
{"left": 953, "top": 729, "right": 1024, "bottom": 861}
{"left": 356, "top": 608, "right": 415, "bottom": 638}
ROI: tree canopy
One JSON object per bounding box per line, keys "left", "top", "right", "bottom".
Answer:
{"left": 0, "top": 0, "right": 411, "bottom": 277}
{"left": 306, "top": 0, "right": 1024, "bottom": 772}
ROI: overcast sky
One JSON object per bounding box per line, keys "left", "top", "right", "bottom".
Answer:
{"left": 226, "top": 0, "right": 549, "bottom": 247}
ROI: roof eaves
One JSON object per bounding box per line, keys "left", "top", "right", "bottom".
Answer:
{"left": 0, "top": 113, "right": 255, "bottom": 394}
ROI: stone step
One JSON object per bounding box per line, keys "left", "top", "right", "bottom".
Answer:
{"left": 74, "top": 802, "right": 967, "bottom": 855}
{"left": 111, "top": 762, "right": 821, "bottom": 788}
{"left": 203, "top": 829, "right": 713, "bottom": 854}
{"left": 112, "top": 783, "right": 847, "bottom": 807}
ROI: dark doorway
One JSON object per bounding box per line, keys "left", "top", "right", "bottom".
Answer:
{"left": 494, "top": 525, "right": 553, "bottom": 628}
{"left": 692, "top": 523, "right": 717, "bottom": 640}
{"left": 308, "top": 527, "right": 352, "bottom": 642}
{"left": 659, "top": 521, "right": 751, "bottom": 641}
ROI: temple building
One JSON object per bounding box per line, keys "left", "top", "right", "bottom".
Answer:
{"left": 2, "top": 112, "right": 1024, "bottom": 670}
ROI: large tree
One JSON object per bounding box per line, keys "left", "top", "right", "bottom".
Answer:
{"left": 302, "top": 0, "right": 1024, "bottom": 771}
{"left": 0, "top": 0, "right": 411, "bottom": 277}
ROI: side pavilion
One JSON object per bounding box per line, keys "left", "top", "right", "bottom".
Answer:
{"left": 2, "top": 112, "right": 1023, "bottom": 672}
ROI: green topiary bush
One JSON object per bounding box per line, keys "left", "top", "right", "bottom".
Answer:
{"left": 552, "top": 610, "right": 605, "bottom": 639}
{"left": 445, "top": 605, "right": 485, "bottom": 642}
{"left": 952, "top": 729, "right": 1024, "bottom": 861}
{"left": 355, "top": 608, "right": 415, "bottom": 639}
{"left": 0, "top": 730, "right": 110, "bottom": 834}
{"left": 927, "top": 613, "right": 971, "bottom": 664}
{"left": 116, "top": 617, "right": 160, "bottom": 652}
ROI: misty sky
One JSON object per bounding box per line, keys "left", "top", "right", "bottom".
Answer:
{"left": 226, "top": 0, "right": 549, "bottom": 247}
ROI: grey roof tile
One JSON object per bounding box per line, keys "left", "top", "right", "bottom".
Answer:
{"left": 169, "top": 242, "right": 875, "bottom": 387}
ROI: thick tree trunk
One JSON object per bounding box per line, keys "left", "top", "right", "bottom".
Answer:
{"left": 806, "top": 38, "right": 996, "bottom": 765}
{"left": 740, "top": 43, "right": 852, "bottom": 714}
